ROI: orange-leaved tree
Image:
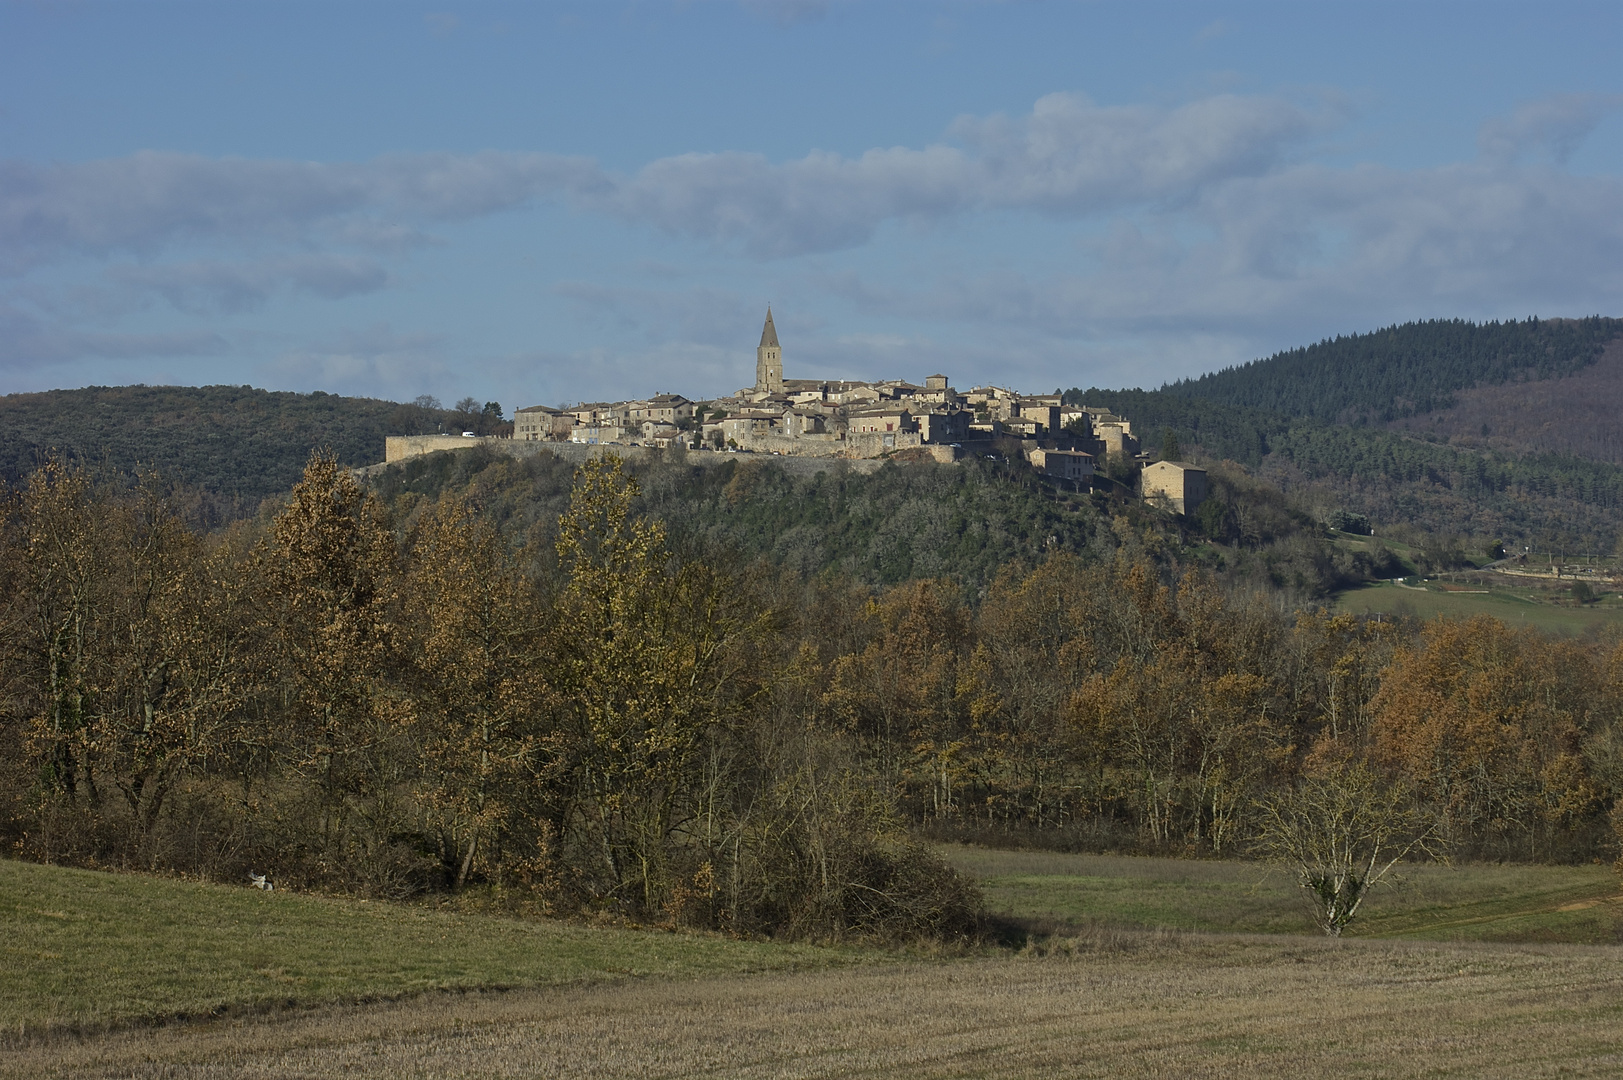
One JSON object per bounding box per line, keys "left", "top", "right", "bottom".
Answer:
{"left": 1371, "top": 615, "right": 1601, "bottom": 858}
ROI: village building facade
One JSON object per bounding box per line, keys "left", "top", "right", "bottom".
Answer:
{"left": 393, "top": 308, "right": 1182, "bottom": 485}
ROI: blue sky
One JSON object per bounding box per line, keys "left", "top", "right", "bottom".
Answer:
{"left": 3, "top": 1, "right": 1621, "bottom": 411}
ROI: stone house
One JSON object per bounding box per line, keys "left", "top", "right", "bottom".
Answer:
{"left": 1015, "top": 400, "right": 1060, "bottom": 433}
{"left": 640, "top": 421, "right": 684, "bottom": 445}
{"left": 848, "top": 404, "right": 915, "bottom": 435}
{"left": 1029, "top": 448, "right": 1095, "bottom": 482}
{"left": 780, "top": 408, "right": 827, "bottom": 437}
{"left": 712, "top": 409, "right": 784, "bottom": 445}
{"left": 570, "top": 423, "right": 625, "bottom": 445}
{"left": 1141, "top": 460, "right": 1208, "bottom": 515}
{"left": 513, "top": 405, "right": 573, "bottom": 441}
{"left": 568, "top": 402, "right": 627, "bottom": 426}
{"left": 627, "top": 394, "right": 696, "bottom": 425}
{"left": 915, "top": 409, "right": 969, "bottom": 444}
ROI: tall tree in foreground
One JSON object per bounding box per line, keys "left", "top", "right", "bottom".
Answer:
{"left": 256, "top": 452, "right": 413, "bottom": 892}
{"left": 1371, "top": 615, "right": 1600, "bottom": 859}
{"left": 2, "top": 462, "right": 248, "bottom": 866}
{"left": 405, "top": 498, "right": 551, "bottom": 889}
{"left": 84, "top": 478, "right": 246, "bottom": 865}
{"left": 10, "top": 461, "right": 107, "bottom": 826}
{"left": 551, "top": 455, "right": 758, "bottom": 917}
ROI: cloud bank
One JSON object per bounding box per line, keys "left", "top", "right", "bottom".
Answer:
{"left": 2, "top": 90, "right": 1620, "bottom": 393}
{"left": 0, "top": 93, "right": 1330, "bottom": 267}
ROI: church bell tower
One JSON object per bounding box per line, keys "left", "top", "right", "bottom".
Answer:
{"left": 755, "top": 307, "right": 783, "bottom": 394}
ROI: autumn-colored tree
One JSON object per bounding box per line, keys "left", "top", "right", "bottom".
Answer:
{"left": 1064, "top": 563, "right": 1292, "bottom": 849}
{"left": 1289, "top": 610, "right": 1402, "bottom": 751}
{"left": 256, "top": 452, "right": 413, "bottom": 891}
{"left": 1072, "top": 650, "right": 1203, "bottom": 844}
{"left": 1371, "top": 616, "right": 1600, "bottom": 857}
{"left": 961, "top": 556, "right": 1097, "bottom": 829}
{"left": 404, "top": 497, "right": 552, "bottom": 888}
{"left": 83, "top": 479, "right": 247, "bottom": 864}
{"left": 1589, "top": 641, "right": 1623, "bottom": 870}
{"left": 11, "top": 461, "right": 107, "bottom": 824}
{"left": 551, "top": 456, "right": 762, "bottom": 917}
{"left": 1189, "top": 672, "right": 1286, "bottom": 854}
{"left": 823, "top": 578, "right": 968, "bottom": 810}
{"left": 0, "top": 462, "right": 248, "bottom": 866}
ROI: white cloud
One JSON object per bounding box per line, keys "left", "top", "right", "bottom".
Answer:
{"left": 595, "top": 92, "right": 1331, "bottom": 256}
{"left": 809, "top": 143, "right": 1623, "bottom": 374}
{"left": 108, "top": 255, "right": 389, "bottom": 314}
{"left": 0, "top": 301, "right": 225, "bottom": 370}
{"left": 0, "top": 150, "right": 600, "bottom": 274}
{"left": 1477, "top": 93, "right": 1623, "bottom": 165}
{"left": 4, "top": 91, "right": 1622, "bottom": 395}
{"left": 0, "top": 94, "right": 1328, "bottom": 270}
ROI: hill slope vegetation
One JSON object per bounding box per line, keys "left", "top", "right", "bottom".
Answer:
{"left": 1164, "top": 316, "right": 1621, "bottom": 425}
{"left": 0, "top": 385, "right": 489, "bottom": 506}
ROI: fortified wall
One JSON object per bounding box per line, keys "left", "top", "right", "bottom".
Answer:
{"left": 372, "top": 435, "right": 891, "bottom": 478}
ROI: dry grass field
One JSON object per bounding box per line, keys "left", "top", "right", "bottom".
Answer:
{"left": 5, "top": 933, "right": 1622, "bottom": 1078}
{"left": 6, "top": 855, "right": 1623, "bottom": 1077}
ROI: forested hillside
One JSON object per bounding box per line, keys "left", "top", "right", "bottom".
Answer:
{"left": 0, "top": 385, "right": 492, "bottom": 505}
{"left": 376, "top": 447, "right": 1114, "bottom": 589}
{"left": 1072, "top": 379, "right": 1623, "bottom": 549}
{"left": 4, "top": 451, "right": 1620, "bottom": 935}
{"left": 1386, "top": 335, "right": 1623, "bottom": 465}
{"left": 1163, "top": 316, "right": 1622, "bottom": 424}
{"left": 370, "top": 445, "right": 1388, "bottom": 597}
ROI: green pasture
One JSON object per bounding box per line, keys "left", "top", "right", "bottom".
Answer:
{"left": 7, "top": 848, "right": 1620, "bottom": 1040}
{"left": 0, "top": 859, "right": 867, "bottom": 1035}
{"left": 1332, "top": 578, "right": 1623, "bottom": 634}
{"left": 939, "top": 846, "right": 1623, "bottom": 944}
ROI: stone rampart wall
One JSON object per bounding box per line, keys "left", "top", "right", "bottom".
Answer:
{"left": 385, "top": 434, "right": 495, "bottom": 462}
{"left": 368, "top": 438, "right": 895, "bottom": 479}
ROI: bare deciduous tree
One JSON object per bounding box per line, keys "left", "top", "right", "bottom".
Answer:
{"left": 1254, "top": 761, "right": 1444, "bottom": 936}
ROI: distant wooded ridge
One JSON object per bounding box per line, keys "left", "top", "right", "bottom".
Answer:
{"left": 1061, "top": 316, "right": 1623, "bottom": 548}
{"left": 0, "top": 385, "right": 503, "bottom": 506}
{"left": 1161, "top": 316, "right": 1622, "bottom": 424}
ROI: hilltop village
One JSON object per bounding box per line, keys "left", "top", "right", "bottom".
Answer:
{"left": 389, "top": 309, "right": 1208, "bottom": 513}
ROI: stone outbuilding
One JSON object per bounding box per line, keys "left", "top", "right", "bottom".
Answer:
{"left": 1141, "top": 460, "right": 1207, "bottom": 515}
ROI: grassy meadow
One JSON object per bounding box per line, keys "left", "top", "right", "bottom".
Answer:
{"left": 4, "top": 854, "right": 1623, "bottom": 1077}
{"left": 1333, "top": 578, "right": 1623, "bottom": 634}
{"left": 942, "top": 846, "right": 1623, "bottom": 944}
{"left": 0, "top": 859, "right": 867, "bottom": 1038}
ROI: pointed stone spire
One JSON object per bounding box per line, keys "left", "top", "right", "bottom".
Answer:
{"left": 755, "top": 306, "right": 783, "bottom": 393}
